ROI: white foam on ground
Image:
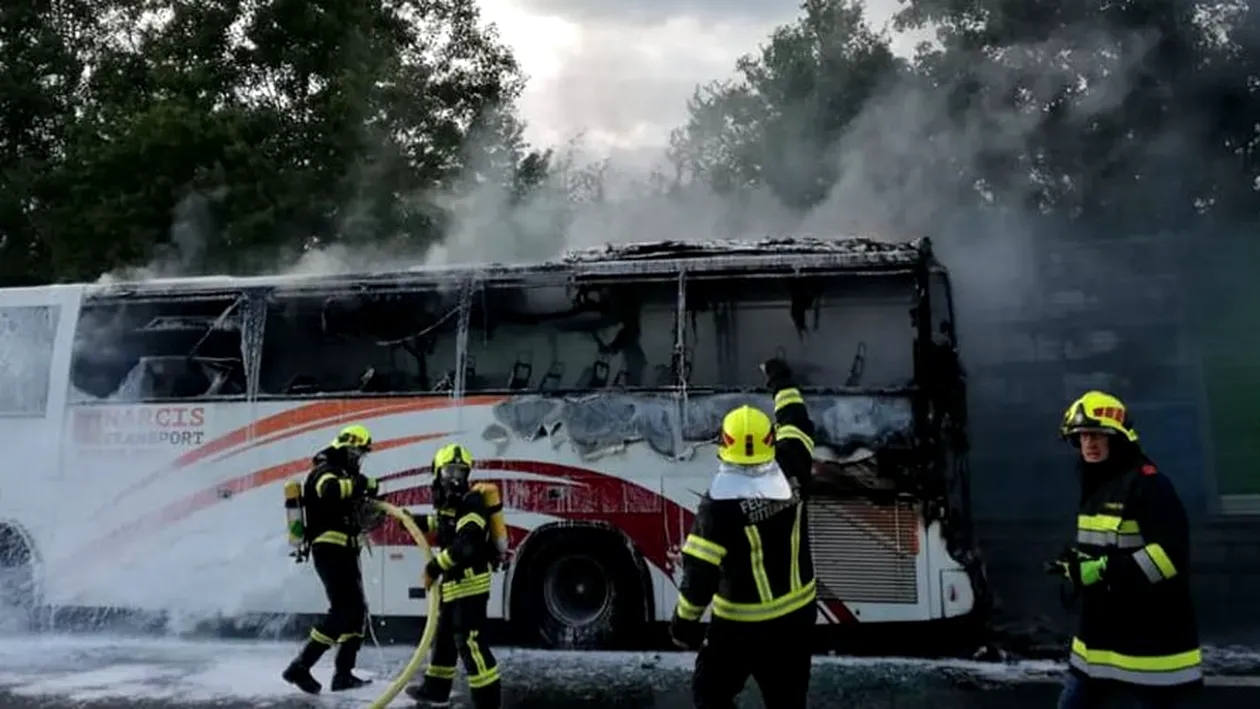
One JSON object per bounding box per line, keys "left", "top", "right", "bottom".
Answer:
{"left": 0, "top": 631, "right": 1072, "bottom": 705}
{"left": 0, "top": 634, "right": 410, "bottom": 705}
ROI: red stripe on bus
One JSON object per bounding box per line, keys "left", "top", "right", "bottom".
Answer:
{"left": 101, "top": 396, "right": 505, "bottom": 509}
{"left": 68, "top": 432, "right": 452, "bottom": 568}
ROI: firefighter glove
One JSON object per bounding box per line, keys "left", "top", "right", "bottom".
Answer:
{"left": 1077, "top": 556, "right": 1107, "bottom": 587}
{"left": 353, "top": 474, "right": 380, "bottom": 498}
{"left": 760, "top": 358, "right": 792, "bottom": 389}
{"left": 669, "top": 613, "right": 704, "bottom": 651}
{"left": 1051, "top": 549, "right": 1107, "bottom": 588}
{"left": 423, "top": 559, "right": 442, "bottom": 589}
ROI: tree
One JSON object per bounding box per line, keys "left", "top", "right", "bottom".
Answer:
{"left": 0, "top": 0, "right": 99, "bottom": 285}
{"left": 668, "top": 0, "right": 904, "bottom": 212}
{"left": 671, "top": 0, "right": 1260, "bottom": 232}
{"left": 0, "top": 0, "right": 547, "bottom": 284}
{"left": 893, "top": 0, "right": 1259, "bottom": 225}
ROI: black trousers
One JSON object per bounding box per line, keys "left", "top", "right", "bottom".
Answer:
{"left": 1057, "top": 672, "right": 1199, "bottom": 709}
{"left": 416, "top": 593, "right": 500, "bottom": 708}
{"left": 692, "top": 604, "right": 816, "bottom": 709}
{"left": 293, "top": 543, "right": 367, "bottom": 673}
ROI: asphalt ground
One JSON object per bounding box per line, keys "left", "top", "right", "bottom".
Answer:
{"left": 1, "top": 633, "right": 1258, "bottom": 708}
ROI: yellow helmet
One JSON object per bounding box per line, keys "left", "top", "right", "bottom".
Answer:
{"left": 433, "top": 443, "right": 474, "bottom": 471}
{"left": 718, "top": 405, "right": 775, "bottom": 465}
{"left": 1061, "top": 391, "right": 1138, "bottom": 443}
{"left": 331, "top": 424, "right": 373, "bottom": 450}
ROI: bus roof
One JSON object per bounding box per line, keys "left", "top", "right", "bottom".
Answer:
{"left": 74, "top": 235, "right": 936, "bottom": 299}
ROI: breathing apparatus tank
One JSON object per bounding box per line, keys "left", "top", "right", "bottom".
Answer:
{"left": 284, "top": 479, "right": 310, "bottom": 562}
{"left": 471, "top": 482, "right": 509, "bottom": 560}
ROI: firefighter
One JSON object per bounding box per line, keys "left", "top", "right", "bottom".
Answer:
{"left": 404, "top": 443, "right": 502, "bottom": 709}
{"left": 1052, "top": 391, "right": 1202, "bottom": 709}
{"left": 282, "top": 424, "right": 380, "bottom": 695}
{"left": 669, "top": 358, "right": 818, "bottom": 709}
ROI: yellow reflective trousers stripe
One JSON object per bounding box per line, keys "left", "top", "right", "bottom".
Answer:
{"left": 1070, "top": 637, "right": 1202, "bottom": 686}
{"left": 441, "top": 570, "right": 493, "bottom": 601}
{"left": 425, "top": 664, "right": 457, "bottom": 679}
{"left": 713, "top": 579, "right": 816, "bottom": 622}
{"left": 465, "top": 629, "right": 500, "bottom": 688}
{"left": 313, "top": 531, "right": 349, "bottom": 546}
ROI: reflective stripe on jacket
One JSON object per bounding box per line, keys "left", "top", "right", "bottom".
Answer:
{"left": 1070, "top": 461, "right": 1201, "bottom": 687}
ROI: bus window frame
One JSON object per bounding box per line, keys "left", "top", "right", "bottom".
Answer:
{"left": 0, "top": 303, "right": 61, "bottom": 418}
{"left": 75, "top": 243, "right": 958, "bottom": 407}
{"left": 460, "top": 272, "right": 685, "bottom": 397}
{"left": 67, "top": 292, "right": 251, "bottom": 407}
{"left": 677, "top": 267, "right": 925, "bottom": 398}
{"left": 251, "top": 280, "right": 468, "bottom": 401}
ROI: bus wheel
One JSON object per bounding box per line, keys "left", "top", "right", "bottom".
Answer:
{"left": 0, "top": 525, "right": 37, "bottom": 630}
{"left": 513, "top": 532, "right": 645, "bottom": 650}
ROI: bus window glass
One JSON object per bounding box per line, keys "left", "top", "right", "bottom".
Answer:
{"left": 464, "top": 279, "right": 679, "bottom": 392}
{"left": 684, "top": 274, "right": 915, "bottom": 389}
{"left": 259, "top": 287, "right": 461, "bottom": 396}
{"left": 0, "top": 305, "right": 60, "bottom": 415}
{"left": 69, "top": 296, "right": 245, "bottom": 403}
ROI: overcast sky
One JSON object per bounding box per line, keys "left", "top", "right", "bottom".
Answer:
{"left": 477, "top": 0, "right": 920, "bottom": 160}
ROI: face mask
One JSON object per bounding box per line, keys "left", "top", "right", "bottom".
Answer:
{"left": 438, "top": 464, "right": 470, "bottom": 490}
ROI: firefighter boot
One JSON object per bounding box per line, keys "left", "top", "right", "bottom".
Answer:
{"left": 471, "top": 678, "right": 502, "bottom": 709}
{"left": 405, "top": 671, "right": 455, "bottom": 707}
{"left": 330, "top": 636, "right": 371, "bottom": 691}
{"left": 282, "top": 641, "right": 327, "bottom": 695}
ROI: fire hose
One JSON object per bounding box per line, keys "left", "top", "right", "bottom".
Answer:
{"left": 366, "top": 500, "right": 442, "bottom": 709}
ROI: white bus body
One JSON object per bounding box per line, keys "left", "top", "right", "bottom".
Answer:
{"left": 0, "top": 237, "right": 984, "bottom": 648}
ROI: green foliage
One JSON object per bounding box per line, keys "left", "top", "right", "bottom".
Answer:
{"left": 670, "top": 0, "right": 904, "bottom": 210}
{"left": 0, "top": 0, "right": 546, "bottom": 284}
{"left": 670, "top": 0, "right": 1260, "bottom": 231}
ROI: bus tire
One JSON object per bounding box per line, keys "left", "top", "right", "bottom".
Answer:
{"left": 0, "top": 524, "right": 38, "bottom": 630}
{"left": 511, "top": 529, "right": 646, "bottom": 650}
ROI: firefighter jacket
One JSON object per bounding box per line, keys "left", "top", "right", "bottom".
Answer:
{"left": 302, "top": 448, "right": 377, "bottom": 548}
{"left": 673, "top": 384, "right": 817, "bottom": 624}
{"left": 415, "top": 486, "right": 500, "bottom": 602}
{"left": 1071, "top": 457, "right": 1201, "bottom": 687}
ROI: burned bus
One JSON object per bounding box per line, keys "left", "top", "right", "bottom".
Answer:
{"left": 0, "top": 235, "right": 985, "bottom": 650}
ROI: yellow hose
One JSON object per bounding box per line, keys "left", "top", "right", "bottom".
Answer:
{"left": 366, "top": 501, "right": 442, "bottom": 709}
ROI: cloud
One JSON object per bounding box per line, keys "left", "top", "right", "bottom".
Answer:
{"left": 504, "top": 0, "right": 800, "bottom": 24}
{"left": 482, "top": 0, "right": 925, "bottom": 153}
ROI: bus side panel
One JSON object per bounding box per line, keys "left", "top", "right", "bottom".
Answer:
{"left": 0, "top": 286, "right": 82, "bottom": 593}
{"left": 47, "top": 399, "right": 276, "bottom": 612}
{"left": 45, "top": 397, "right": 488, "bottom": 617}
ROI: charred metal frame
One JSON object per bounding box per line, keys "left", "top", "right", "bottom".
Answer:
{"left": 72, "top": 235, "right": 984, "bottom": 606}
{"left": 77, "top": 236, "right": 973, "bottom": 502}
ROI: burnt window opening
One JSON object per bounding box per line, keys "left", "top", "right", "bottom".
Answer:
{"left": 683, "top": 273, "right": 917, "bottom": 390}
{"left": 462, "top": 278, "right": 678, "bottom": 393}
{"left": 0, "top": 305, "right": 60, "bottom": 416}
{"left": 70, "top": 295, "right": 246, "bottom": 403}
{"left": 258, "top": 286, "right": 462, "bottom": 397}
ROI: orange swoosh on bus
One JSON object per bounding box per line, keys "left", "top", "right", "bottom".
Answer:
{"left": 105, "top": 395, "right": 506, "bottom": 509}
{"left": 203, "top": 396, "right": 505, "bottom": 467}
{"left": 72, "top": 432, "right": 454, "bottom": 570}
